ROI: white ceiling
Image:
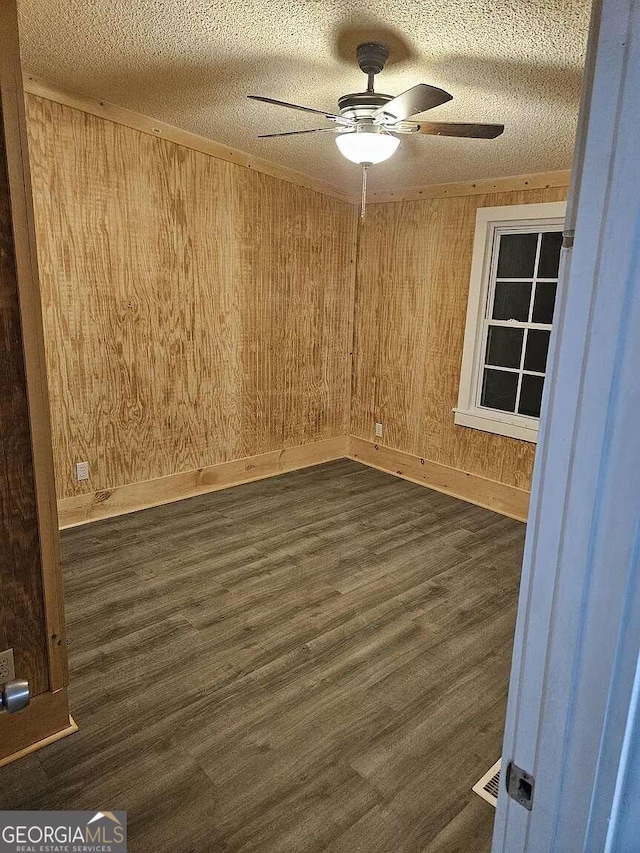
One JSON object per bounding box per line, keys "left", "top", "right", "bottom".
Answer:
{"left": 17, "top": 0, "right": 592, "bottom": 195}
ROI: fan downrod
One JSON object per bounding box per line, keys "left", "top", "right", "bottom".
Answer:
{"left": 357, "top": 42, "right": 390, "bottom": 92}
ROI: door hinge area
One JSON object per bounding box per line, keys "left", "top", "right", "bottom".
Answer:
{"left": 505, "top": 760, "right": 535, "bottom": 810}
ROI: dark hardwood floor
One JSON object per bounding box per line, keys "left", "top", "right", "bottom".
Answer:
{"left": 0, "top": 460, "right": 525, "bottom": 852}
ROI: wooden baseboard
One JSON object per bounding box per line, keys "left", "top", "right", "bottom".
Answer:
{"left": 57, "top": 434, "right": 528, "bottom": 527}
{"left": 58, "top": 436, "right": 347, "bottom": 528}
{"left": 347, "top": 436, "right": 529, "bottom": 522}
{"left": 0, "top": 688, "right": 73, "bottom": 764}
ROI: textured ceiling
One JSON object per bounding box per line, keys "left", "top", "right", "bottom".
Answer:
{"left": 17, "top": 0, "right": 591, "bottom": 195}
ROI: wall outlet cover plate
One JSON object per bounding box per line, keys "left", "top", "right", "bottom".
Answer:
{"left": 75, "top": 461, "right": 89, "bottom": 481}
{"left": 0, "top": 648, "right": 15, "bottom": 684}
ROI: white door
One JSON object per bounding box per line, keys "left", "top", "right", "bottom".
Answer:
{"left": 492, "top": 1, "right": 640, "bottom": 850}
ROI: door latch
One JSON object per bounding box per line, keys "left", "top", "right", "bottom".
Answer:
{"left": 505, "top": 760, "right": 535, "bottom": 810}
{"left": 0, "top": 679, "right": 30, "bottom": 714}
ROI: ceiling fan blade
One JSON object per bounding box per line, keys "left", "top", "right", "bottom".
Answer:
{"left": 373, "top": 84, "right": 452, "bottom": 122}
{"left": 415, "top": 121, "right": 505, "bottom": 138}
{"left": 248, "top": 95, "right": 354, "bottom": 125}
{"left": 258, "top": 128, "right": 339, "bottom": 138}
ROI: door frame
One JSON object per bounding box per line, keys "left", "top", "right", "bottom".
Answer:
{"left": 493, "top": 0, "right": 640, "bottom": 849}
{"left": 0, "top": 0, "right": 70, "bottom": 761}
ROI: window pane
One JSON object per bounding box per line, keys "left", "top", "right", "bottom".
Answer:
{"left": 538, "top": 231, "right": 563, "bottom": 278}
{"left": 492, "top": 281, "right": 532, "bottom": 321}
{"left": 532, "top": 282, "right": 557, "bottom": 324}
{"left": 519, "top": 374, "right": 545, "bottom": 417}
{"left": 486, "top": 326, "right": 524, "bottom": 369}
{"left": 481, "top": 369, "right": 518, "bottom": 412}
{"left": 524, "top": 329, "right": 550, "bottom": 373}
{"left": 497, "top": 233, "right": 538, "bottom": 278}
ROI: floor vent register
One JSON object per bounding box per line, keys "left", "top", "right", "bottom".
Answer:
{"left": 472, "top": 758, "right": 501, "bottom": 808}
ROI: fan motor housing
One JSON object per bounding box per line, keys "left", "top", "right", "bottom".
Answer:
{"left": 338, "top": 91, "right": 393, "bottom": 122}
{"left": 338, "top": 92, "right": 392, "bottom": 111}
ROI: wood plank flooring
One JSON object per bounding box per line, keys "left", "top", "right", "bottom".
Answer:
{"left": 0, "top": 460, "right": 525, "bottom": 852}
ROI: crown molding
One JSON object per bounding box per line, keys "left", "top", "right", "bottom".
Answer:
{"left": 23, "top": 76, "right": 571, "bottom": 207}
{"left": 365, "top": 169, "right": 572, "bottom": 204}
{"left": 23, "top": 75, "right": 355, "bottom": 204}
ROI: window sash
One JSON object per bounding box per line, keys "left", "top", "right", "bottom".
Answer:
{"left": 475, "top": 226, "right": 560, "bottom": 420}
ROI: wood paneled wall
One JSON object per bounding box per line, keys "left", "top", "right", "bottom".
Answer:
{"left": 24, "top": 86, "right": 568, "bottom": 510}
{"left": 25, "top": 96, "right": 357, "bottom": 500}
{"left": 351, "top": 185, "right": 568, "bottom": 492}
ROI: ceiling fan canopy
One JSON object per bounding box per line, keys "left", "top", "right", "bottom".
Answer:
{"left": 248, "top": 41, "right": 505, "bottom": 167}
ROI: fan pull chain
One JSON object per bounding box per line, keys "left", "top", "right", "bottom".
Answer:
{"left": 360, "top": 164, "right": 368, "bottom": 220}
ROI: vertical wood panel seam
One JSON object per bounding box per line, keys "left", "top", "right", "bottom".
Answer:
{"left": 344, "top": 207, "right": 360, "bottom": 435}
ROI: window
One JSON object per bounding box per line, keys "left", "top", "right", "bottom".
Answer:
{"left": 455, "top": 202, "right": 566, "bottom": 443}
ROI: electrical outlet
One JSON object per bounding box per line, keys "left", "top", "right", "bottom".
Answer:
{"left": 375, "top": 422, "right": 384, "bottom": 438}
{"left": 0, "top": 649, "right": 15, "bottom": 684}
{"left": 75, "top": 461, "right": 89, "bottom": 482}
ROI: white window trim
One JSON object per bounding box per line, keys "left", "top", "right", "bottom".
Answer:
{"left": 454, "top": 201, "right": 567, "bottom": 443}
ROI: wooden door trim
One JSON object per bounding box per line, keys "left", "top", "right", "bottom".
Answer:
{"left": 0, "top": 2, "right": 67, "bottom": 691}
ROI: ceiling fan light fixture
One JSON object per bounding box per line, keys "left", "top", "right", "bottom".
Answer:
{"left": 335, "top": 125, "right": 400, "bottom": 165}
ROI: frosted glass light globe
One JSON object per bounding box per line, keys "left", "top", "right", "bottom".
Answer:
{"left": 335, "top": 127, "right": 400, "bottom": 165}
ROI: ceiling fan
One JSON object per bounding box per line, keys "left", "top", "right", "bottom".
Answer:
{"left": 248, "top": 42, "right": 504, "bottom": 215}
